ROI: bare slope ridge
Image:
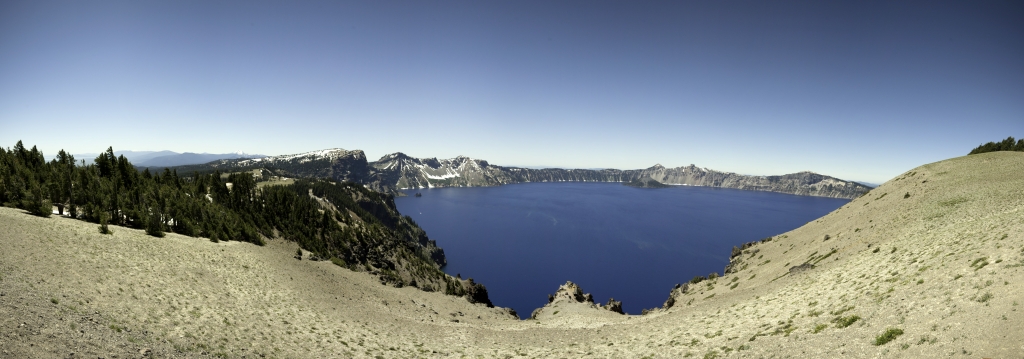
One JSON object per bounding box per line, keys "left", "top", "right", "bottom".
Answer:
{"left": 1, "top": 152, "right": 1022, "bottom": 358}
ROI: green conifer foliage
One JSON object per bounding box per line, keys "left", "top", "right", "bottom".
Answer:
{"left": 0, "top": 141, "right": 462, "bottom": 303}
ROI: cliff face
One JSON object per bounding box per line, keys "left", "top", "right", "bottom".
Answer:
{"left": 364, "top": 154, "right": 871, "bottom": 199}
{"left": 364, "top": 155, "right": 868, "bottom": 199}
{"left": 199, "top": 149, "right": 871, "bottom": 199}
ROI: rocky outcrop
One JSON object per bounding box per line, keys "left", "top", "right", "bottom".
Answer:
{"left": 624, "top": 177, "right": 670, "bottom": 188}
{"left": 550, "top": 281, "right": 594, "bottom": 304}
{"left": 461, "top": 278, "right": 493, "bottom": 307}
{"left": 662, "top": 283, "right": 689, "bottom": 309}
{"left": 723, "top": 237, "right": 774, "bottom": 275}
{"left": 603, "top": 298, "right": 623, "bottom": 314}
{"left": 531, "top": 281, "right": 624, "bottom": 319}
{"left": 788, "top": 263, "right": 815, "bottom": 274}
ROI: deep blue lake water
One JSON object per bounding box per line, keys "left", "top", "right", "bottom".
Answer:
{"left": 395, "top": 183, "right": 848, "bottom": 318}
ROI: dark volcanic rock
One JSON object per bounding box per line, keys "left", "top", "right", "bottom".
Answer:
{"left": 624, "top": 177, "right": 670, "bottom": 188}
{"left": 550, "top": 281, "right": 592, "bottom": 303}
{"left": 603, "top": 298, "right": 624, "bottom": 314}
{"left": 532, "top": 281, "right": 625, "bottom": 317}
{"left": 462, "top": 278, "right": 493, "bottom": 307}
{"left": 500, "top": 307, "right": 518, "bottom": 318}
{"left": 789, "top": 263, "right": 816, "bottom": 274}
{"left": 662, "top": 283, "right": 689, "bottom": 309}
{"left": 530, "top": 308, "right": 543, "bottom": 320}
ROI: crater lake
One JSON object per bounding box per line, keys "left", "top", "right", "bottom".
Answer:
{"left": 395, "top": 182, "right": 849, "bottom": 318}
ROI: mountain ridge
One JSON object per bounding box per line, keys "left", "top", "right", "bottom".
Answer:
{"left": 185, "top": 148, "right": 871, "bottom": 199}
{"left": 136, "top": 152, "right": 266, "bottom": 167}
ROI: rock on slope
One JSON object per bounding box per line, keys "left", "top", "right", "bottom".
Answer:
{"left": 1, "top": 152, "right": 1021, "bottom": 358}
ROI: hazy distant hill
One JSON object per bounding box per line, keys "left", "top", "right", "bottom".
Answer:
{"left": 47, "top": 150, "right": 177, "bottom": 164}
{"left": 136, "top": 152, "right": 266, "bottom": 167}
{"left": 51, "top": 150, "right": 264, "bottom": 167}
{"left": 184, "top": 148, "right": 871, "bottom": 199}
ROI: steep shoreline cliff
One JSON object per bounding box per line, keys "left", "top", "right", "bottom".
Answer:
{"left": 191, "top": 149, "right": 871, "bottom": 199}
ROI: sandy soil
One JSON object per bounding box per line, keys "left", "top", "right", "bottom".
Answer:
{"left": 1, "top": 152, "right": 1022, "bottom": 358}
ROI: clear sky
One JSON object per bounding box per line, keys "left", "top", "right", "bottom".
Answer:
{"left": 1, "top": 1, "right": 1021, "bottom": 183}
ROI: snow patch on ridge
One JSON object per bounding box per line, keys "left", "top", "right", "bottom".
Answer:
{"left": 238, "top": 148, "right": 351, "bottom": 165}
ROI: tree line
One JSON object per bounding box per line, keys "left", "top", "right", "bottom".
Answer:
{"left": 968, "top": 136, "right": 1024, "bottom": 155}
{"left": 0, "top": 141, "right": 461, "bottom": 293}
{"left": 0, "top": 141, "right": 264, "bottom": 243}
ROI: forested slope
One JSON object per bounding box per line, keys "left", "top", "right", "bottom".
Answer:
{"left": 0, "top": 141, "right": 492, "bottom": 306}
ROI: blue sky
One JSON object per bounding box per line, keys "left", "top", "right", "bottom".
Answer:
{"left": 1, "top": 1, "right": 1021, "bottom": 183}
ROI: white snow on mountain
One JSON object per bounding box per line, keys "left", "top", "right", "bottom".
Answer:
{"left": 238, "top": 148, "right": 352, "bottom": 165}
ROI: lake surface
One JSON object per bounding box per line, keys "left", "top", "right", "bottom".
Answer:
{"left": 395, "top": 182, "right": 848, "bottom": 318}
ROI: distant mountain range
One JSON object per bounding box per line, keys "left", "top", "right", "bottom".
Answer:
{"left": 136, "top": 152, "right": 266, "bottom": 167}
{"left": 55, "top": 150, "right": 266, "bottom": 167}
{"left": 183, "top": 148, "right": 871, "bottom": 199}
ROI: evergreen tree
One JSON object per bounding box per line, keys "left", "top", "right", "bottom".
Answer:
{"left": 1, "top": 141, "right": 457, "bottom": 298}
{"left": 25, "top": 181, "right": 51, "bottom": 217}
{"left": 969, "top": 136, "right": 1024, "bottom": 155}
{"left": 50, "top": 150, "right": 76, "bottom": 215}
{"left": 98, "top": 210, "right": 113, "bottom": 234}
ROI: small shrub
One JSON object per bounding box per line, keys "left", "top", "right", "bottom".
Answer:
{"left": 28, "top": 199, "right": 53, "bottom": 217}
{"left": 812, "top": 324, "right": 827, "bottom": 333}
{"left": 872, "top": 247, "right": 880, "bottom": 253}
{"left": 98, "top": 213, "right": 113, "bottom": 235}
{"left": 874, "top": 328, "right": 904, "bottom": 345}
{"left": 903, "top": 192, "right": 910, "bottom": 199}
{"left": 833, "top": 315, "right": 860, "bottom": 328}
{"left": 976, "top": 292, "right": 993, "bottom": 303}
{"left": 50, "top": 298, "right": 58, "bottom": 304}
{"left": 971, "top": 257, "right": 989, "bottom": 270}
{"left": 830, "top": 305, "right": 855, "bottom": 316}
{"left": 145, "top": 224, "right": 165, "bottom": 238}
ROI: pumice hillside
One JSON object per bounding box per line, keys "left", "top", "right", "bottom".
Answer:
{"left": 0, "top": 142, "right": 1022, "bottom": 357}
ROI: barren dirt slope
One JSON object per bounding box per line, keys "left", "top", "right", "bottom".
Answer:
{"left": 1, "top": 151, "right": 1022, "bottom": 358}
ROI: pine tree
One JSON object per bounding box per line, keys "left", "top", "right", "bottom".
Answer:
{"left": 98, "top": 210, "right": 113, "bottom": 234}
{"left": 145, "top": 208, "right": 165, "bottom": 237}
{"left": 51, "top": 150, "right": 76, "bottom": 216}
{"left": 26, "top": 181, "right": 51, "bottom": 217}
